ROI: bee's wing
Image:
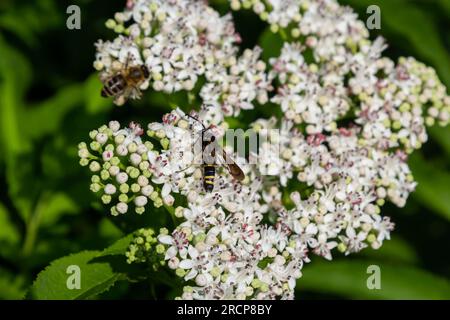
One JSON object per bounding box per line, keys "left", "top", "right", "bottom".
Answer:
{"left": 216, "top": 145, "right": 245, "bottom": 181}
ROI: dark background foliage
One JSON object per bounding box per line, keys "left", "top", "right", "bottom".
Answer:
{"left": 0, "top": 0, "right": 449, "bottom": 299}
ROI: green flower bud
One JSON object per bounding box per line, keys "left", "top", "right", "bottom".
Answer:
{"left": 139, "top": 161, "right": 150, "bottom": 171}
{"left": 154, "top": 198, "right": 163, "bottom": 208}
{"left": 260, "top": 283, "right": 269, "bottom": 292}
{"left": 128, "top": 142, "right": 138, "bottom": 153}
{"left": 175, "top": 206, "right": 184, "bottom": 218}
{"left": 114, "top": 24, "right": 124, "bottom": 34}
{"left": 119, "top": 183, "right": 129, "bottom": 194}
{"left": 270, "top": 24, "right": 279, "bottom": 33}
{"left": 90, "top": 141, "right": 101, "bottom": 151}
{"left": 110, "top": 206, "right": 119, "bottom": 216}
{"left": 79, "top": 158, "right": 89, "bottom": 166}
{"left": 100, "top": 169, "right": 110, "bottom": 180}
{"left": 392, "top": 121, "right": 402, "bottom": 130}
{"left": 145, "top": 141, "right": 154, "bottom": 150}
{"left": 221, "top": 273, "right": 229, "bottom": 282}
{"left": 183, "top": 286, "right": 193, "bottom": 293}
{"left": 98, "top": 125, "right": 108, "bottom": 133}
{"left": 156, "top": 244, "right": 165, "bottom": 254}
{"left": 90, "top": 183, "right": 101, "bottom": 193}
{"left": 291, "top": 28, "right": 300, "bottom": 38}
{"left": 194, "top": 233, "right": 206, "bottom": 244}
{"left": 150, "top": 191, "right": 159, "bottom": 201}
{"left": 78, "top": 148, "right": 90, "bottom": 159}
{"left": 160, "top": 138, "right": 170, "bottom": 149}
{"left": 110, "top": 157, "right": 120, "bottom": 166}
{"left": 367, "top": 234, "right": 377, "bottom": 243}
{"left": 101, "top": 194, "right": 112, "bottom": 204}
{"left": 105, "top": 144, "right": 114, "bottom": 152}
{"left": 89, "top": 130, "right": 98, "bottom": 140}
{"left": 115, "top": 135, "right": 125, "bottom": 144}
{"left": 175, "top": 268, "right": 186, "bottom": 277}
{"left": 142, "top": 169, "right": 152, "bottom": 178}
{"left": 129, "top": 168, "right": 140, "bottom": 179}
{"left": 105, "top": 19, "right": 116, "bottom": 29}
{"left": 135, "top": 207, "right": 145, "bottom": 215}
{"left": 89, "top": 161, "right": 101, "bottom": 172}
{"left": 131, "top": 183, "right": 141, "bottom": 193}
{"left": 210, "top": 267, "right": 221, "bottom": 278}
{"left": 337, "top": 243, "right": 347, "bottom": 253}
{"left": 251, "top": 279, "right": 261, "bottom": 288}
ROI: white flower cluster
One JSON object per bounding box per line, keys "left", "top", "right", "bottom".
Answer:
{"left": 95, "top": 0, "right": 239, "bottom": 95}
{"left": 147, "top": 108, "right": 303, "bottom": 299}
{"left": 236, "top": 0, "right": 449, "bottom": 148}
{"left": 230, "top": 0, "right": 303, "bottom": 29}
{"left": 200, "top": 47, "right": 272, "bottom": 116}
{"left": 252, "top": 118, "right": 417, "bottom": 208}
{"left": 78, "top": 121, "right": 160, "bottom": 214}
{"left": 270, "top": 42, "right": 351, "bottom": 133}
{"left": 83, "top": 0, "right": 450, "bottom": 300}
{"left": 94, "top": 0, "right": 272, "bottom": 115}
{"left": 353, "top": 56, "right": 450, "bottom": 152}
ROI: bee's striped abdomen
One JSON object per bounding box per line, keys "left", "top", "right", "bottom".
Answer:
{"left": 101, "top": 75, "right": 127, "bottom": 97}
{"left": 203, "top": 165, "right": 215, "bottom": 192}
{"left": 101, "top": 85, "right": 113, "bottom": 97}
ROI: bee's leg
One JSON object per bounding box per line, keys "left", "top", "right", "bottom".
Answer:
{"left": 124, "top": 52, "right": 132, "bottom": 70}
{"left": 185, "top": 114, "right": 206, "bottom": 129}
{"left": 136, "top": 90, "right": 142, "bottom": 99}
{"left": 113, "top": 95, "right": 127, "bottom": 106}
{"left": 175, "top": 166, "right": 191, "bottom": 174}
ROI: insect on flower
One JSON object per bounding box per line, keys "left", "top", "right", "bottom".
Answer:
{"left": 183, "top": 114, "right": 245, "bottom": 192}
{"left": 100, "top": 54, "right": 150, "bottom": 105}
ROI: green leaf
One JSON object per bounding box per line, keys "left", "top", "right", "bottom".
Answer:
{"left": 438, "top": 0, "right": 450, "bottom": 19}
{"left": 39, "top": 192, "right": 79, "bottom": 227}
{"left": 22, "top": 84, "right": 85, "bottom": 141}
{"left": 0, "top": 202, "right": 20, "bottom": 245}
{"left": 0, "top": 1, "right": 61, "bottom": 47}
{"left": 258, "top": 28, "right": 284, "bottom": 62}
{"left": 298, "top": 259, "right": 450, "bottom": 299}
{"left": 30, "top": 250, "right": 124, "bottom": 300}
{"left": 428, "top": 126, "right": 450, "bottom": 158}
{"left": 341, "top": 0, "right": 450, "bottom": 86}
{"left": 360, "top": 236, "right": 418, "bottom": 265}
{"left": 409, "top": 153, "right": 450, "bottom": 221}
{"left": 98, "top": 218, "right": 125, "bottom": 240}
{"left": 0, "top": 35, "right": 32, "bottom": 156}
{"left": 99, "top": 234, "right": 134, "bottom": 257}
{"left": 0, "top": 268, "right": 26, "bottom": 299}
{"left": 84, "top": 74, "right": 113, "bottom": 114}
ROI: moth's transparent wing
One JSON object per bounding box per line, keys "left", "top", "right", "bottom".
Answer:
{"left": 215, "top": 145, "right": 245, "bottom": 181}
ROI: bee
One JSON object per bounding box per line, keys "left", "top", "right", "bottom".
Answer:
{"left": 185, "top": 114, "right": 245, "bottom": 192}
{"left": 100, "top": 55, "right": 150, "bottom": 105}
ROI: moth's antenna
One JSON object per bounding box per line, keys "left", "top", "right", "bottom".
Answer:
{"left": 185, "top": 113, "right": 206, "bottom": 130}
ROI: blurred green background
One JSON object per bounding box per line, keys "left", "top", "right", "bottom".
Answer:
{"left": 0, "top": 0, "right": 449, "bottom": 299}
